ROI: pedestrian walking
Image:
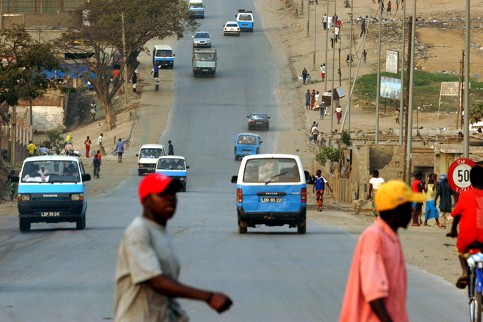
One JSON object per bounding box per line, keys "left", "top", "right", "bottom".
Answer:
{"left": 322, "top": 14, "right": 327, "bottom": 30}
{"left": 311, "top": 123, "right": 319, "bottom": 145}
{"left": 368, "top": 169, "right": 385, "bottom": 218}
{"left": 116, "top": 138, "right": 125, "bottom": 163}
{"left": 320, "top": 63, "right": 326, "bottom": 82}
{"left": 114, "top": 173, "right": 233, "bottom": 321}
{"left": 335, "top": 26, "right": 340, "bottom": 42}
{"left": 411, "top": 171, "right": 425, "bottom": 226}
{"left": 306, "top": 73, "right": 312, "bottom": 85}
{"left": 336, "top": 105, "right": 342, "bottom": 124}
{"left": 84, "top": 136, "right": 92, "bottom": 158}
{"left": 423, "top": 173, "right": 442, "bottom": 227}
{"left": 305, "top": 89, "right": 311, "bottom": 110}
{"left": 339, "top": 180, "right": 424, "bottom": 322}
{"left": 168, "top": 140, "right": 174, "bottom": 155}
{"left": 434, "top": 174, "right": 454, "bottom": 229}
{"left": 395, "top": 108, "right": 400, "bottom": 124}
{"left": 387, "top": 0, "right": 392, "bottom": 14}
{"left": 4, "top": 170, "right": 16, "bottom": 201}
{"left": 314, "top": 91, "right": 320, "bottom": 109}
{"left": 301, "top": 67, "right": 308, "bottom": 84}
{"left": 313, "top": 169, "right": 333, "bottom": 212}
{"left": 90, "top": 101, "right": 97, "bottom": 121}
{"left": 131, "top": 70, "right": 138, "bottom": 93}
{"left": 362, "top": 49, "right": 367, "bottom": 63}
{"left": 310, "top": 89, "right": 316, "bottom": 110}
{"left": 319, "top": 104, "right": 325, "bottom": 120}
{"left": 330, "top": 31, "right": 335, "bottom": 48}
{"left": 93, "top": 150, "right": 102, "bottom": 179}
{"left": 26, "top": 140, "right": 37, "bottom": 157}
{"left": 360, "top": 19, "right": 367, "bottom": 37}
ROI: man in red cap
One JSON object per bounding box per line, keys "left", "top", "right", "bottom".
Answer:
{"left": 114, "top": 173, "right": 232, "bottom": 321}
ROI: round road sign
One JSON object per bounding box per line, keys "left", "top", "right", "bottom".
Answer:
{"left": 447, "top": 158, "right": 475, "bottom": 193}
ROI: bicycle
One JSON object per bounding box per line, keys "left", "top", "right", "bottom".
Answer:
{"left": 154, "top": 77, "right": 160, "bottom": 92}
{"left": 466, "top": 243, "right": 483, "bottom": 322}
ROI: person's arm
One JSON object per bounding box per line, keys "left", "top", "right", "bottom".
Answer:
{"left": 368, "top": 183, "right": 373, "bottom": 199}
{"left": 447, "top": 215, "right": 460, "bottom": 238}
{"left": 147, "top": 275, "right": 232, "bottom": 313}
{"left": 369, "top": 298, "right": 393, "bottom": 322}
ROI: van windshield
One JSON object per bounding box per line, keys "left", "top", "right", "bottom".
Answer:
{"left": 155, "top": 50, "right": 173, "bottom": 57}
{"left": 140, "top": 148, "right": 164, "bottom": 158}
{"left": 157, "top": 158, "right": 186, "bottom": 170}
{"left": 243, "top": 158, "right": 300, "bottom": 183}
{"left": 21, "top": 160, "right": 81, "bottom": 183}
{"left": 194, "top": 53, "right": 215, "bottom": 61}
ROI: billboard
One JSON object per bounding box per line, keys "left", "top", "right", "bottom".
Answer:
{"left": 380, "top": 77, "right": 401, "bottom": 100}
{"left": 385, "top": 50, "right": 399, "bottom": 74}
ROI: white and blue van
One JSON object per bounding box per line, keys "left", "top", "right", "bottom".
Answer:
{"left": 13, "top": 156, "right": 91, "bottom": 231}
{"left": 231, "top": 154, "right": 309, "bottom": 234}
{"left": 155, "top": 156, "right": 189, "bottom": 192}
{"left": 152, "top": 45, "right": 175, "bottom": 69}
{"left": 236, "top": 9, "right": 254, "bottom": 32}
{"left": 188, "top": 0, "right": 205, "bottom": 18}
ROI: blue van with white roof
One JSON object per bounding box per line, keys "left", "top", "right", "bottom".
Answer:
{"left": 236, "top": 9, "right": 254, "bottom": 32}
{"left": 155, "top": 156, "right": 189, "bottom": 192}
{"left": 231, "top": 154, "right": 309, "bottom": 234}
{"left": 152, "top": 45, "right": 175, "bottom": 69}
{"left": 14, "top": 156, "right": 91, "bottom": 231}
{"left": 234, "top": 133, "right": 262, "bottom": 160}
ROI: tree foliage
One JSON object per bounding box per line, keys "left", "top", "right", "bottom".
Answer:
{"left": 0, "top": 25, "right": 59, "bottom": 120}
{"left": 56, "top": 0, "right": 198, "bottom": 129}
{"left": 470, "top": 103, "right": 483, "bottom": 124}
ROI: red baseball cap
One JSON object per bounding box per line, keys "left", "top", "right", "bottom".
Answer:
{"left": 138, "top": 173, "right": 181, "bottom": 203}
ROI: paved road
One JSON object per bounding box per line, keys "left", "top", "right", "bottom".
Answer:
{"left": 0, "top": 0, "right": 469, "bottom": 321}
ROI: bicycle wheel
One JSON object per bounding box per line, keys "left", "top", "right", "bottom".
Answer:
{"left": 470, "top": 273, "right": 478, "bottom": 322}
{"left": 477, "top": 291, "right": 483, "bottom": 322}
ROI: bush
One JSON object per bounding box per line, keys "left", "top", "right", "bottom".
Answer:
{"left": 341, "top": 130, "right": 351, "bottom": 146}
{"left": 316, "top": 146, "right": 339, "bottom": 164}
{"left": 41, "top": 130, "right": 64, "bottom": 151}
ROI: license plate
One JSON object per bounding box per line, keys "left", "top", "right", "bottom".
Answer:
{"left": 256, "top": 122, "right": 262, "bottom": 124}
{"left": 261, "top": 197, "right": 282, "bottom": 203}
{"left": 41, "top": 211, "right": 60, "bottom": 217}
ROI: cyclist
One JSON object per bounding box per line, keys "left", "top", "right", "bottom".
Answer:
{"left": 151, "top": 64, "right": 159, "bottom": 80}
{"left": 448, "top": 164, "right": 483, "bottom": 289}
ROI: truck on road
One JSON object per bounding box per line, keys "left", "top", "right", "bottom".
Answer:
{"left": 192, "top": 48, "right": 217, "bottom": 78}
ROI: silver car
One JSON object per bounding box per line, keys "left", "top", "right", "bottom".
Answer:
{"left": 192, "top": 31, "right": 212, "bottom": 48}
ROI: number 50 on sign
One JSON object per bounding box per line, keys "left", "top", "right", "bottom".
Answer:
{"left": 448, "top": 158, "right": 476, "bottom": 193}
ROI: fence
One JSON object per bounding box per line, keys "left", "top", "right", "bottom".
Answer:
{"left": 0, "top": 0, "right": 85, "bottom": 14}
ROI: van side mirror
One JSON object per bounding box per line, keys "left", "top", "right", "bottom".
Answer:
{"left": 186, "top": 165, "right": 190, "bottom": 169}
{"left": 82, "top": 174, "right": 91, "bottom": 182}
{"left": 231, "top": 175, "right": 238, "bottom": 183}
{"left": 136, "top": 154, "right": 139, "bottom": 157}
{"left": 11, "top": 176, "right": 19, "bottom": 183}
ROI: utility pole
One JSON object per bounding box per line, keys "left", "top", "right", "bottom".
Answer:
{"left": 10, "top": 105, "right": 16, "bottom": 167}
{"left": 330, "top": 0, "right": 337, "bottom": 136}
{"left": 121, "top": 12, "right": 129, "bottom": 104}
{"left": 402, "top": 17, "right": 412, "bottom": 183}
{"left": 398, "top": 1, "right": 406, "bottom": 145}
{"left": 313, "top": 0, "right": 317, "bottom": 71}
{"left": 463, "top": 0, "right": 470, "bottom": 157}
{"left": 375, "top": 7, "right": 383, "bottom": 144}
{"left": 347, "top": 0, "right": 354, "bottom": 133}
{"left": 406, "top": 2, "right": 417, "bottom": 184}
{"left": 324, "top": 0, "right": 330, "bottom": 92}
{"left": 307, "top": 0, "right": 310, "bottom": 37}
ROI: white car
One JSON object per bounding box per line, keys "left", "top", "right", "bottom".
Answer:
{"left": 192, "top": 31, "right": 212, "bottom": 48}
{"left": 223, "top": 21, "right": 240, "bottom": 36}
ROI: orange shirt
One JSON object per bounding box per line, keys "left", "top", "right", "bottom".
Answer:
{"left": 451, "top": 188, "right": 483, "bottom": 253}
{"left": 339, "top": 220, "right": 408, "bottom": 322}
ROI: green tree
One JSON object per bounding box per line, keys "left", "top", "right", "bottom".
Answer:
{"left": 56, "top": 0, "right": 198, "bottom": 129}
{"left": 0, "top": 25, "right": 59, "bottom": 121}
{"left": 470, "top": 103, "right": 483, "bottom": 124}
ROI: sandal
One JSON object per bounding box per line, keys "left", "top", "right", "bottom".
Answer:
{"left": 456, "top": 276, "right": 469, "bottom": 289}
{"left": 411, "top": 224, "right": 420, "bottom": 227}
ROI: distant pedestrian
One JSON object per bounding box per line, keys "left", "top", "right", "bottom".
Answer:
{"left": 322, "top": 14, "right": 327, "bottom": 30}
{"left": 311, "top": 123, "right": 319, "bottom": 145}
{"left": 320, "top": 63, "right": 326, "bottom": 82}
{"left": 337, "top": 19, "right": 342, "bottom": 29}
{"left": 346, "top": 54, "right": 353, "bottom": 65}
{"left": 424, "top": 173, "right": 442, "bottom": 227}
{"left": 395, "top": 108, "right": 400, "bottom": 124}
{"left": 314, "top": 91, "right": 320, "bottom": 108}
{"left": 360, "top": 19, "right": 367, "bottom": 37}
{"left": 5, "top": 170, "right": 16, "bottom": 201}
{"left": 411, "top": 170, "right": 425, "bottom": 226}
{"left": 380, "top": 1, "right": 385, "bottom": 14}
{"left": 334, "top": 26, "right": 340, "bottom": 42}
{"left": 306, "top": 73, "right": 312, "bottom": 85}
{"left": 387, "top": 0, "right": 392, "bottom": 14}
{"left": 362, "top": 49, "right": 367, "bottom": 63}
{"left": 93, "top": 151, "right": 101, "bottom": 179}
{"left": 116, "top": 138, "right": 125, "bottom": 163}
{"left": 368, "top": 169, "right": 385, "bottom": 218}
{"left": 313, "top": 169, "right": 333, "bottom": 212}
{"left": 435, "top": 174, "right": 454, "bottom": 229}
{"left": 301, "top": 67, "right": 308, "bottom": 84}
{"left": 305, "top": 90, "right": 311, "bottom": 110}
{"left": 90, "top": 101, "right": 97, "bottom": 121}
{"left": 336, "top": 106, "right": 342, "bottom": 124}
{"left": 26, "top": 140, "right": 37, "bottom": 157}
{"left": 310, "top": 89, "right": 316, "bottom": 110}
{"left": 319, "top": 105, "right": 325, "bottom": 120}
{"left": 168, "top": 140, "right": 174, "bottom": 155}
{"left": 330, "top": 32, "right": 335, "bottom": 48}
{"left": 85, "top": 136, "right": 92, "bottom": 158}
{"left": 340, "top": 180, "right": 424, "bottom": 322}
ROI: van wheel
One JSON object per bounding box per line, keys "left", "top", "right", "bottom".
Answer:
{"left": 19, "top": 218, "right": 30, "bottom": 232}
{"left": 238, "top": 221, "right": 247, "bottom": 234}
{"left": 76, "top": 215, "right": 86, "bottom": 230}
{"left": 297, "top": 223, "right": 306, "bottom": 234}
{"left": 138, "top": 170, "right": 143, "bottom": 176}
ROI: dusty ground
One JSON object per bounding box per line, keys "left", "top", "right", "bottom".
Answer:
{"left": 1, "top": 0, "right": 482, "bottom": 287}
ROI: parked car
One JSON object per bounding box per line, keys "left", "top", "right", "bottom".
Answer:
{"left": 247, "top": 113, "right": 270, "bottom": 130}
{"left": 192, "top": 31, "right": 212, "bottom": 48}
{"left": 234, "top": 133, "right": 262, "bottom": 160}
{"left": 223, "top": 21, "right": 240, "bottom": 36}
{"left": 230, "top": 154, "right": 308, "bottom": 234}
{"left": 155, "top": 156, "right": 189, "bottom": 192}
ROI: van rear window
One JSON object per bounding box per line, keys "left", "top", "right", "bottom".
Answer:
{"left": 238, "top": 14, "right": 253, "bottom": 21}
{"left": 243, "top": 158, "right": 300, "bottom": 183}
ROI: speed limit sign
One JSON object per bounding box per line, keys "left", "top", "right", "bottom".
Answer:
{"left": 447, "top": 158, "right": 476, "bottom": 193}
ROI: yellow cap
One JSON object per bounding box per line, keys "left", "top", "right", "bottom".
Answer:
{"left": 375, "top": 180, "right": 426, "bottom": 212}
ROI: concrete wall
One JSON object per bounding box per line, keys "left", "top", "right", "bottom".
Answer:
{"left": 30, "top": 105, "right": 65, "bottom": 132}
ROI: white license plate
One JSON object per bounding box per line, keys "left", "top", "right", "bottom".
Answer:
{"left": 261, "top": 197, "right": 282, "bottom": 203}
{"left": 41, "top": 211, "right": 60, "bottom": 217}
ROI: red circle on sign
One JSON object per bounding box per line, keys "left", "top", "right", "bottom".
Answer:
{"left": 447, "top": 158, "right": 476, "bottom": 193}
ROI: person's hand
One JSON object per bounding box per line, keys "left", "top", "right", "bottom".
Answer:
{"left": 207, "top": 292, "right": 233, "bottom": 313}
